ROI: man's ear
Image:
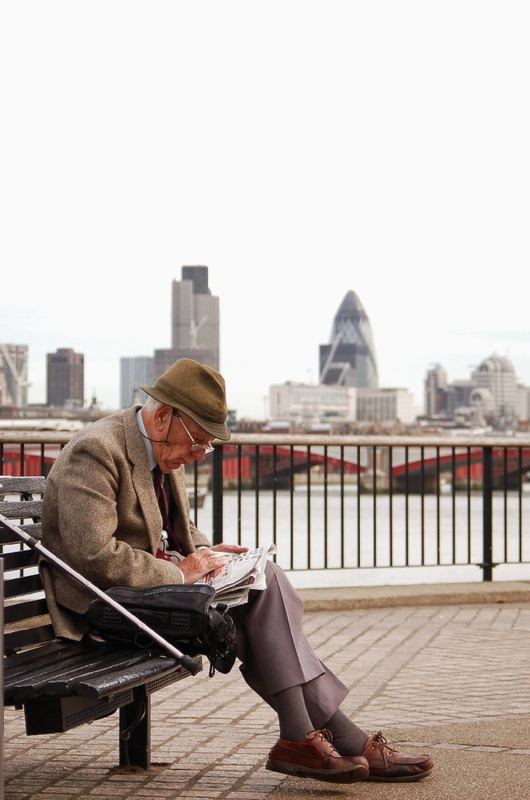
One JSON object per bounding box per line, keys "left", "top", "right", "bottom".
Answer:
{"left": 153, "top": 403, "right": 172, "bottom": 430}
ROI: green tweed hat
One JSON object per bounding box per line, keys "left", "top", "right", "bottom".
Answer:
{"left": 141, "top": 358, "right": 231, "bottom": 441}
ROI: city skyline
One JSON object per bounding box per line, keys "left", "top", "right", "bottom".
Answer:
{"left": 1, "top": 3, "right": 529, "bottom": 418}
{"left": 3, "top": 307, "right": 529, "bottom": 420}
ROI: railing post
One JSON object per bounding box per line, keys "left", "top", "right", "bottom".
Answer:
{"left": 482, "top": 447, "right": 494, "bottom": 581}
{"left": 212, "top": 445, "right": 223, "bottom": 546}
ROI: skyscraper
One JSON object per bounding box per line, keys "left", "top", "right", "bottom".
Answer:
{"left": 0, "top": 343, "right": 29, "bottom": 406}
{"left": 154, "top": 266, "right": 220, "bottom": 378}
{"left": 319, "top": 291, "right": 378, "bottom": 388}
{"left": 120, "top": 356, "right": 154, "bottom": 408}
{"left": 47, "top": 348, "right": 84, "bottom": 407}
{"left": 171, "top": 266, "right": 219, "bottom": 367}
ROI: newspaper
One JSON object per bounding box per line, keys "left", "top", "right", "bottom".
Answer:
{"left": 198, "top": 544, "right": 276, "bottom": 608}
{"left": 157, "top": 533, "right": 276, "bottom": 608}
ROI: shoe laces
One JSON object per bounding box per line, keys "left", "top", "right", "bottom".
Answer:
{"left": 313, "top": 728, "right": 338, "bottom": 755}
{"left": 371, "top": 731, "right": 396, "bottom": 755}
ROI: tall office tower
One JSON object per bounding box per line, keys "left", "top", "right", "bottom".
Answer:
{"left": 319, "top": 291, "right": 378, "bottom": 388}
{"left": 0, "top": 343, "right": 29, "bottom": 406}
{"left": 46, "top": 348, "right": 84, "bottom": 407}
{"left": 424, "top": 364, "right": 449, "bottom": 417}
{"left": 120, "top": 356, "right": 154, "bottom": 408}
{"left": 170, "top": 266, "right": 220, "bottom": 369}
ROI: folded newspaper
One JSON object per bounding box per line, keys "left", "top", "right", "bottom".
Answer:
{"left": 198, "top": 543, "right": 276, "bottom": 608}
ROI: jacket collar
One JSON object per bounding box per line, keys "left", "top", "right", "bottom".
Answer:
{"left": 124, "top": 406, "right": 151, "bottom": 466}
{"left": 123, "top": 406, "right": 162, "bottom": 550}
{"left": 135, "top": 407, "right": 156, "bottom": 471}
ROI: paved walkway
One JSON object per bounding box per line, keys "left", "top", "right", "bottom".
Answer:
{"left": 4, "top": 600, "right": 530, "bottom": 800}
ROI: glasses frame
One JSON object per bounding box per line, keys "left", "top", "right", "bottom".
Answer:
{"left": 174, "top": 412, "right": 215, "bottom": 455}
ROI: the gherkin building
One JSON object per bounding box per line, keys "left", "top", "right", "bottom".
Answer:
{"left": 319, "top": 291, "right": 378, "bottom": 388}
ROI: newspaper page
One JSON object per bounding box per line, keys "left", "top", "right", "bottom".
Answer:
{"left": 198, "top": 544, "right": 276, "bottom": 608}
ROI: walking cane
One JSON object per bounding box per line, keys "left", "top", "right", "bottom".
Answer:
{"left": 0, "top": 512, "right": 200, "bottom": 675}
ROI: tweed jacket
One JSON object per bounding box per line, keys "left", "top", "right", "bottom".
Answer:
{"left": 40, "top": 406, "right": 210, "bottom": 640}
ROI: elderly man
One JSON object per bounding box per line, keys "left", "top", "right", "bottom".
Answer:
{"left": 42, "top": 358, "right": 432, "bottom": 784}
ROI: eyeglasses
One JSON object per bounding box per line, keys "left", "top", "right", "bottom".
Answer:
{"left": 174, "top": 413, "right": 214, "bottom": 455}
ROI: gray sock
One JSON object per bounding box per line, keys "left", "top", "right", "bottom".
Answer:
{"left": 274, "top": 685, "right": 314, "bottom": 741}
{"left": 323, "top": 710, "right": 368, "bottom": 756}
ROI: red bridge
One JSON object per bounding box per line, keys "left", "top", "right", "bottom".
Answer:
{"left": 220, "top": 445, "right": 530, "bottom": 491}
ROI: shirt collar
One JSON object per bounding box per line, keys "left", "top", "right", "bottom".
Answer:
{"left": 136, "top": 407, "right": 157, "bottom": 472}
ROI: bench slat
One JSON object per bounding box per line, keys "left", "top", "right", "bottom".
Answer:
{"left": 4, "top": 599, "right": 49, "bottom": 624}
{"left": 0, "top": 476, "right": 46, "bottom": 494}
{"left": 1, "top": 529, "right": 29, "bottom": 545}
{"left": 20, "top": 523, "right": 42, "bottom": 539}
{"left": 76, "top": 654, "right": 188, "bottom": 698}
{"left": 5, "top": 641, "right": 128, "bottom": 683}
{"left": 0, "top": 501, "right": 42, "bottom": 518}
{"left": 4, "top": 574, "right": 43, "bottom": 598}
{"left": 6, "top": 648, "right": 103, "bottom": 689}
{"left": 3, "top": 548, "right": 37, "bottom": 571}
{"left": 4, "top": 624, "right": 56, "bottom": 653}
{"left": 31, "top": 652, "right": 159, "bottom": 698}
{"left": 4, "top": 639, "right": 199, "bottom": 703}
{"left": 0, "top": 525, "right": 42, "bottom": 544}
{"left": 3, "top": 640, "right": 76, "bottom": 672}
{"left": 6, "top": 649, "right": 151, "bottom": 701}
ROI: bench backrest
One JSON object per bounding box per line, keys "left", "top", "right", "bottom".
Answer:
{"left": 0, "top": 475, "right": 55, "bottom": 653}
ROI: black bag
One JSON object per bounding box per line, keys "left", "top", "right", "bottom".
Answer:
{"left": 87, "top": 584, "right": 236, "bottom": 676}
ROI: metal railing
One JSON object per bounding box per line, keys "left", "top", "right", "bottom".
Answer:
{"left": 206, "top": 435, "right": 530, "bottom": 583}
{"left": 1, "top": 432, "right": 530, "bottom": 583}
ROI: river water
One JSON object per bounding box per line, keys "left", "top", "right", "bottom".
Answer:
{"left": 193, "top": 486, "right": 530, "bottom": 589}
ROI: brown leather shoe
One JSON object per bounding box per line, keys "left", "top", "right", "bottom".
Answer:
{"left": 361, "top": 731, "right": 433, "bottom": 782}
{"left": 266, "top": 729, "right": 369, "bottom": 783}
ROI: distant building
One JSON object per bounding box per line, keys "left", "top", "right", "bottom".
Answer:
{"left": 471, "top": 355, "right": 517, "bottom": 419}
{"left": 356, "top": 388, "right": 415, "bottom": 424}
{"left": 153, "top": 347, "right": 214, "bottom": 381}
{"left": 424, "top": 364, "right": 449, "bottom": 417}
{"left": 168, "top": 266, "right": 219, "bottom": 369}
{"left": 446, "top": 380, "right": 474, "bottom": 415}
{"left": 516, "top": 385, "right": 530, "bottom": 422}
{"left": 269, "top": 382, "right": 357, "bottom": 426}
{"left": 319, "top": 291, "right": 378, "bottom": 388}
{"left": 120, "top": 356, "right": 154, "bottom": 408}
{"left": 423, "top": 354, "right": 528, "bottom": 428}
{"left": 47, "top": 348, "right": 84, "bottom": 408}
{"left": 152, "top": 267, "right": 220, "bottom": 378}
{"left": 0, "top": 343, "right": 29, "bottom": 406}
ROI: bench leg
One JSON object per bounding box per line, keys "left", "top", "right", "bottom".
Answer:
{"left": 119, "top": 686, "right": 151, "bottom": 769}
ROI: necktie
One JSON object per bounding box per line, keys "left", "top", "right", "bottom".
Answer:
{"left": 153, "top": 467, "right": 178, "bottom": 550}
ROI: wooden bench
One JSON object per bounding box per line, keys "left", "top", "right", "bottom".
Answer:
{"left": 1, "top": 475, "right": 201, "bottom": 769}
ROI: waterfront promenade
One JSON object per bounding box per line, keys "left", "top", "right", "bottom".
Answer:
{"left": 4, "top": 582, "right": 530, "bottom": 800}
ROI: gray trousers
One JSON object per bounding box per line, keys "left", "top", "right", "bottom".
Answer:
{"left": 232, "top": 561, "right": 348, "bottom": 729}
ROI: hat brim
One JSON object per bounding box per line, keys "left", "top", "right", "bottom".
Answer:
{"left": 140, "top": 385, "right": 231, "bottom": 441}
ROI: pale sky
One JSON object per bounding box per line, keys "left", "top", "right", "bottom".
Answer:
{"left": 1, "top": 1, "right": 529, "bottom": 418}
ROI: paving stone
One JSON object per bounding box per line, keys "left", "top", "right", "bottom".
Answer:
{"left": 5, "top": 601, "right": 530, "bottom": 800}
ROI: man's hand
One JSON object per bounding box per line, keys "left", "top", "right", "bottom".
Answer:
{"left": 210, "top": 543, "right": 249, "bottom": 554}
{"left": 178, "top": 549, "right": 231, "bottom": 584}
